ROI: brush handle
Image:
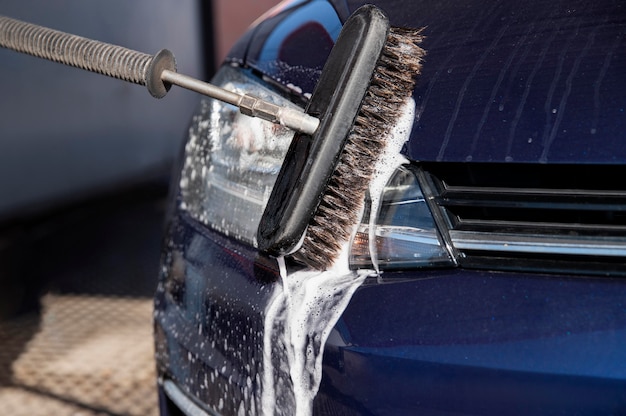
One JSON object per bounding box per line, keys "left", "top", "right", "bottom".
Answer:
{"left": 0, "top": 14, "right": 321, "bottom": 134}
{"left": 0, "top": 15, "right": 175, "bottom": 97}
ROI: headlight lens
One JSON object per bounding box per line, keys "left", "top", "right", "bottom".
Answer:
{"left": 179, "top": 66, "right": 454, "bottom": 272}
{"left": 180, "top": 66, "right": 297, "bottom": 246}
{"left": 350, "top": 165, "right": 454, "bottom": 270}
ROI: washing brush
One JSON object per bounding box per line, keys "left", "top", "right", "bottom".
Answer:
{"left": 0, "top": 6, "right": 424, "bottom": 270}
{"left": 257, "top": 6, "right": 425, "bottom": 270}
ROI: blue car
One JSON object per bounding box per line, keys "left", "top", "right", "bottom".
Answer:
{"left": 154, "top": 0, "right": 626, "bottom": 415}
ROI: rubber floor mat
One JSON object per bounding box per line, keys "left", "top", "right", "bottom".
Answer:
{"left": 0, "top": 294, "right": 158, "bottom": 415}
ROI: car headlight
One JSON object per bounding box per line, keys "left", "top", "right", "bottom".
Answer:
{"left": 350, "top": 165, "right": 454, "bottom": 271}
{"left": 179, "top": 66, "right": 454, "bottom": 272}
{"left": 180, "top": 65, "right": 297, "bottom": 246}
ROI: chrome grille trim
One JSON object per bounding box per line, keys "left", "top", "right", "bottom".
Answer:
{"left": 450, "top": 231, "right": 626, "bottom": 257}
{"left": 419, "top": 162, "right": 626, "bottom": 276}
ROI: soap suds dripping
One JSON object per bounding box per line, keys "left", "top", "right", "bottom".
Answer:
{"left": 260, "top": 99, "right": 415, "bottom": 415}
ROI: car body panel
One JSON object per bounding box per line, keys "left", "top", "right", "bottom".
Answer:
{"left": 232, "top": 0, "right": 626, "bottom": 164}
{"left": 228, "top": 0, "right": 343, "bottom": 97}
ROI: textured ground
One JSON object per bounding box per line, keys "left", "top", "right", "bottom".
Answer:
{"left": 0, "top": 295, "right": 157, "bottom": 415}
{"left": 0, "top": 183, "right": 167, "bottom": 415}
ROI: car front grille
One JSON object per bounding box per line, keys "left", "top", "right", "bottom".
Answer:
{"left": 419, "top": 163, "right": 626, "bottom": 277}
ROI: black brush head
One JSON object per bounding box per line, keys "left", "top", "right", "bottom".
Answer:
{"left": 293, "top": 27, "right": 425, "bottom": 269}
{"left": 257, "top": 5, "right": 425, "bottom": 270}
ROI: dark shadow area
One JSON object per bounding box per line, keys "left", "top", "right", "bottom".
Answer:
{"left": 199, "top": 0, "right": 217, "bottom": 80}
{"left": 0, "top": 179, "right": 169, "bottom": 320}
{"left": 0, "top": 313, "right": 40, "bottom": 387}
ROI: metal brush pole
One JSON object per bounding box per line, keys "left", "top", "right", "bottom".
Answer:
{"left": 0, "top": 15, "right": 320, "bottom": 135}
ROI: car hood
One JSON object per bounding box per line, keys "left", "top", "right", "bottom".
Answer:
{"left": 228, "top": 0, "right": 625, "bottom": 164}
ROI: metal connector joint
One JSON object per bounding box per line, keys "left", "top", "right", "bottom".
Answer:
{"left": 239, "top": 94, "right": 319, "bottom": 135}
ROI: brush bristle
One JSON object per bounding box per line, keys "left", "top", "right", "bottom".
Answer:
{"left": 292, "top": 27, "right": 426, "bottom": 270}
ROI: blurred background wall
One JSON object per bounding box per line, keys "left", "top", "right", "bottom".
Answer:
{"left": 213, "top": 0, "right": 283, "bottom": 62}
{"left": 0, "top": 0, "right": 204, "bottom": 222}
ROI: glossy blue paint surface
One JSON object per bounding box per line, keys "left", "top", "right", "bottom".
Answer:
{"left": 238, "top": 0, "right": 626, "bottom": 164}
{"left": 228, "top": 0, "right": 342, "bottom": 96}
{"left": 156, "top": 0, "right": 626, "bottom": 414}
